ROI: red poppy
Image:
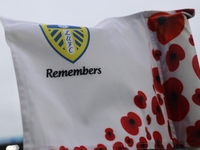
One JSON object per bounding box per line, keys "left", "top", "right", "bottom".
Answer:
{"left": 152, "top": 67, "right": 163, "bottom": 93}
{"left": 94, "top": 144, "right": 107, "bottom": 150}
{"left": 152, "top": 96, "right": 165, "bottom": 125}
{"left": 105, "top": 128, "right": 115, "bottom": 141}
{"left": 175, "top": 9, "right": 195, "bottom": 19}
{"left": 152, "top": 49, "right": 162, "bottom": 61}
{"left": 153, "top": 131, "right": 164, "bottom": 149}
{"left": 189, "top": 35, "right": 195, "bottom": 46}
{"left": 134, "top": 91, "right": 147, "bottom": 109}
{"left": 166, "top": 44, "right": 185, "bottom": 72}
{"left": 162, "top": 77, "right": 189, "bottom": 121}
{"left": 172, "top": 138, "right": 185, "bottom": 148}
{"left": 124, "top": 136, "right": 134, "bottom": 147}
{"left": 166, "top": 143, "right": 173, "bottom": 149}
{"left": 192, "top": 55, "right": 200, "bottom": 79}
{"left": 74, "top": 146, "right": 87, "bottom": 150}
{"left": 146, "top": 114, "right": 151, "bottom": 125}
{"left": 59, "top": 146, "right": 69, "bottom": 150}
{"left": 192, "top": 88, "right": 200, "bottom": 106}
{"left": 157, "top": 94, "right": 163, "bottom": 105}
{"left": 145, "top": 127, "right": 152, "bottom": 140}
{"left": 136, "top": 137, "right": 148, "bottom": 150}
{"left": 147, "top": 12, "right": 184, "bottom": 45}
{"left": 121, "top": 112, "right": 142, "bottom": 135}
{"left": 113, "top": 142, "right": 128, "bottom": 150}
{"left": 186, "top": 120, "right": 200, "bottom": 147}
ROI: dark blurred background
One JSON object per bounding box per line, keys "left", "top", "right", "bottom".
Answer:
{"left": 0, "top": 138, "right": 23, "bottom": 150}
{"left": 0, "top": 143, "right": 23, "bottom": 150}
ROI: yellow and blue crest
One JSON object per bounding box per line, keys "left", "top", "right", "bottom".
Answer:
{"left": 40, "top": 25, "right": 90, "bottom": 63}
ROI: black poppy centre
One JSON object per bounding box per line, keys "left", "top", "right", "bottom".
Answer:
{"left": 198, "top": 94, "right": 200, "bottom": 99}
{"left": 171, "top": 91, "right": 178, "bottom": 101}
{"left": 157, "top": 16, "right": 166, "bottom": 25}
{"left": 147, "top": 117, "right": 151, "bottom": 122}
{"left": 156, "top": 140, "right": 161, "bottom": 147}
{"left": 127, "top": 139, "right": 131, "bottom": 143}
{"left": 156, "top": 106, "right": 161, "bottom": 113}
{"left": 141, "top": 143, "right": 146, "bottom": 148}
{"left": 129, "top": 119, "right": 135, "bottom": 125}
{"left": 197, "top": 130, "right": 200, "bottom": 137}
{"left": 155, "top": 75, "right": 161, "bottom": 83}
{"left": 156, "top": 53, "right": 160, "bottom": 57}
{"left": 139, "top": 96, "right": 143, "bottom": 101}
{"left": 170, "top": 53, "right": 177, "bottom": 60}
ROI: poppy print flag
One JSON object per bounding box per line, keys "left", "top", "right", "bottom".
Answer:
{"left": 1, "top": 9, "right": 200, "bottom": 150}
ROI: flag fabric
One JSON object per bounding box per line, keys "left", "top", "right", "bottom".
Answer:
{"left": 1, "top": 9, "right": 200, "bottom": 150}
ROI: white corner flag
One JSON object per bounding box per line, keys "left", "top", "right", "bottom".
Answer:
{"left": 1, "top": 9, "right": 200, "bottom": 150}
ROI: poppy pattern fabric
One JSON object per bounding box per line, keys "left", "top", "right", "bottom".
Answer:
{"left": 1, "top": 9, "right": 200, "bottom": 150}
{"left": 147, "top": 8, "right": 200, "bottom": 149}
